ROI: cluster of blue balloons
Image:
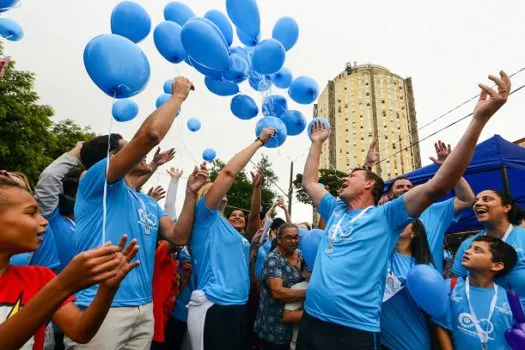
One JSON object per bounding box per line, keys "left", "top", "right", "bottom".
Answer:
{"left": 0, "top": 0, "right": 23, "bottom": 41}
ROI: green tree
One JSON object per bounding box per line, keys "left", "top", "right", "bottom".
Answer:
{"left": 208, "top": 154, "right": 277, "bottom": 217}
{"left": 0, "top": 47, "right": 95, "bottom": 185}
{"left": 293, "top": 168, "right": 347, "bottom": 205}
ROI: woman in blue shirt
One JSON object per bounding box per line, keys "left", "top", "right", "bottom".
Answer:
{"left": 381, "top": 219, "right": 439, "bottom": 350}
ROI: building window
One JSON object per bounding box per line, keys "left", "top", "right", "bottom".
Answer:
{"left": 367, "top": 103, "right": 371, "bottom": 107}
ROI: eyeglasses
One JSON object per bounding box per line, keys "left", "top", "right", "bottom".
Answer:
{"left": 282, "top": 235, "right": 300, "bottom": 242}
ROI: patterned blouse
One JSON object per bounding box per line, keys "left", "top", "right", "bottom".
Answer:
{"left": 253, "top": 248, "right": 306, "bottom": 345}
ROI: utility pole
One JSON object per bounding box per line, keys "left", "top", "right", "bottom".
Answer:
{"left": 288, "top": 161, "right": 293, "bottom": 215}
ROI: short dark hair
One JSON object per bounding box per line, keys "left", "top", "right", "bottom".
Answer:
{"left": 270, "top": 218, "right": 286, "bottom": 232}
{"left": 0, "top": 177, "right": 28, "bottom": 211}
{"left": 484, "top": 190, "right": 523, "bottom": 226}
{"left": 473, "top": 235, "right": 518, "bottom": 277}
{"left": 80, "top": 134, "right": 124, "bottom": 170}
{"left": 59, "top": 167, "right": 83, "bottom": 217}
{"left": 351, "top": 168, "right": 384, "bottom": 205}
{"left": 277, "top": 223, "right": 298, "bottom": 238}
{"left": 387, "top": 176, "right": 410, "bottom": 194}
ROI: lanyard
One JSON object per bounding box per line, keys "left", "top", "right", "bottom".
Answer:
{"left": 481, "top": 224, "right": 513, "bottom": 242}
{"left": 465, "top": 276, "right": 498, "bottom": 348}
{"left": 328, "top": 206, "right": 373, "bottom": 242}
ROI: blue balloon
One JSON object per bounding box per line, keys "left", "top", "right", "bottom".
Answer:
{"left": 271, "top": 67, "right": 293, "bottom": 89}
{"left": 307, "top": 117, "right": 331, "bottom": 141}
{"left": 203, "top": 148, "right": 216, "bottom": 162}
{"left": 0, "top": 0, "right": 18, "bottom": 12}
{"left": 163, "top": 79, "right": 173, "bottom": 94}
{"left": 204, "top": 9, "right": 233, "bottom": 47}
{"left": 226, "top": 0, "right": 260, "bottom": 39}
{"left": 84, "top": 34, "right": 150, "bottom": 99}
{"left": 204, "top": 76, "right": 239, "bottom": 96}
{"left": 255, "top": 116, "right": 288, "bottom": 148}
{"left": 272, "top": 17, "right": 299, "bottom": 51}
{"left": 262, "top": 95, "right": 288, "bottom": 118}
{"left": 187, "top": 56, "right": 224, "bottom": 80}
{"left": 236, "top": 28, "right": 259, "bottom": 47}
{"left": 252, "top": 39, "right": 286, "bottom": 75}
{"left": 181, "top": 18, "right": 230, "bottom": 71}
{"left": 289, "top": 76, "right": 319, "bottom": 104}
{"left": 249, "top": 73, "right": 272, "bottom": 92}
{"left": 112, "top": 99, "right": 139, "bottom": 122}
{"left": 229, "top": 46, "right": 249, "bottom": 62}
{"left": 187, "top": 118, "right": 201, "bottom": 132}
{"left": 301, "top": 229, "right": 323, "bottom": 269}
{"left": 223, "top": 53, "right": 248, "bottom": 83}
{"left": 111, "top": 1, "right": 151, "bottom": 44}
{"left": 154, "top": 21, "right": 186, "bottom": 64}
{"left": 280, "top": 110, "right": 306, "bottom": 136}
{"left": 156, "top": 94, "right": 171, "bottom": 108}
{"left": 406, "top": 265, "right": 448, "bottom": 318}
{"left": 230, "top": 94, "right": 258, "bottom": 120}
{"left": 0, "top": 18, "right": 23, "bottom": 41}
{"left": 164, "top": 1, "right": 195, "bottom": 25}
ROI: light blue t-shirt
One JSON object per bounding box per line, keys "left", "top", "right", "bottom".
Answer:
{"left": 380, "top": 252, "right": 431, "bottom": 350}
{"left": 420, "top": 198, "right": 460, "bottom": 273}
{"left": 47, "top": 209, "right": 76, "bottom": 273}
{"left": 10, "top": 225, "right": 60, "bottom": 270}
{"left": 190, "top": 197, "right": 251, "bottom": 305}
{"left": 304, "top": 194, "right": 413, "bottom": 332}
{"left": 435, "top": 278, "right": 512, "bottom": 350}
{"left": 171, "top": 247, "right": 196, "bottom": 322}
{"left": 255, "top": 239, "right": 273, "bottom": 281}
{"left": 452, "top": 226, "right": 525, "bottom": 309}
{"left": 74, "top": 158, "right": 165, "bottom": 307}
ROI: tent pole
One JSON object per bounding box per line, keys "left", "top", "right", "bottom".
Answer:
{"left": 500, "top": 166, "right": 511, "bottom": 196}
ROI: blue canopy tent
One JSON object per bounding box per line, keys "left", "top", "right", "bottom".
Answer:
{"left": 385, "top": 135, "right": 525, "bottom": 233}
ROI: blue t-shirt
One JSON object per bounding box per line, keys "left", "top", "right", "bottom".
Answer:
{"left": 47, "top": 209, "right": 76, "bottom": 273}
{"left": 452, "top": 226, "right": 525, "bottom": 309}
{"left": 10, "top": 225, "right": 60, "bottom": 270}
{"left": 171, "top": 247, "right": 196, "bottom": 322}
{"left": 419, "top": 198, "right": 460, "bottom": 273}
{"left": 190, "top": 197, "right": 251, "bottom": 305}
{"left": 380, "top": 252, "right": 431, "bottom": 350}
{"left": 255, "top": 239, "right": 273, "bottom": 281}
{"left": 304, "top": 194, "right": 413, "bottom": 332}
{"left": 435, "top": 278, "right": 512, "bottom": 350}
{"left": 74, "top": 158, "right": 165, "bottom": 307}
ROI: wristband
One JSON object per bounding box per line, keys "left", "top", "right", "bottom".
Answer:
{"left": 255, "top": 137, "right": 266, "bottom": 146}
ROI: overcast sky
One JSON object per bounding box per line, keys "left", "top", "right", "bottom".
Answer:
{"left": 4, "top": 0, "right": 525, "bottom": 222}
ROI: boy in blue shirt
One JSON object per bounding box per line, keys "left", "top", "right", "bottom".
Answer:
{"left": 435, "top": 236, "right": 518, "bottom": 350}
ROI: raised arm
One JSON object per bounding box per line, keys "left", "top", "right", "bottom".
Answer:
{"left": 160, "top": 164, "right": 209, "bottom": 246}
{"left": 278, "top": 199, "right": 292, "bottom": 223}
{"left": 205, "top": 128, "right": 275, "bottom": 210}
{"left": 164, "top": 167, "right": 183, "bottom": 221}
{"left": 404, "top": 71, "right": 510, "bottom": 217}
{"left": 429, "top": 141, "right": 475, "bottom": 215}
{"left": 107, "top": 78, "right": 193, "bottom": 183}
{"left": 302, "top": 121, "right": 330, "bottom": 207}
{"left": 363, "top": 136, "right": 378, "bottom": 171}
{"left": 246, "top": 169, "right": 264, "bottom": 238}
{"left": 134, "top": 148, "right": 176, "bottom": 190}
{"left": 34, "top": 142, "right": 83, "bottom": 216}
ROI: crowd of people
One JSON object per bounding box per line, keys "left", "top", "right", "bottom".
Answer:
{"left": 0, "top": 62, "right": 524, "bottom": 350}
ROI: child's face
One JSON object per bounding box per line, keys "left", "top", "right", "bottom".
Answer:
{"left": 461, "top": 241, "right": 502, "bottom": 274}
{"left": 0, "top": 187, "right": 48, "bottom": 255}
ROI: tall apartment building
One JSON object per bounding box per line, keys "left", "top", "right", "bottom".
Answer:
{"left": 316, "top": 63, "right": 421, "bottom": 179}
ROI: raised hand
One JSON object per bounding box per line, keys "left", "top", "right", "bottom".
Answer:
{"left": 68, "top": 141, "right": 85, "bottom": 160}
{"left": 310, "top": 120, "right": 330, "bottom": 144}
{"left": 148, "top": 186, "right": 166, "bottom": 202}
{"left": 171, "top": 77, "right": 195, "bottom": 101}
{"left": 258, "top": 128, "right": 276, "bottom": 145}
{"left": 364, "top": 136, "right": 379, "bottom": 169}
{"left": 167, "top": 167, "right": 183, "bottom": 179}
{"left": 152, "top": 147, "right": 175, "bottom": 167}
{"left": 473, "top": 71, "right": 511, "bottom": 123}
{"left": 250, "top": 168, "right": 264, "bottom": 189}
{"left": 429, "top": 140, "right": 452, "bottom": 166}
{"left": 100, "top": 235, "right": 140, "bottom": 289}
{"left": 187, "top": 162, "right": 209, "bottom": 194}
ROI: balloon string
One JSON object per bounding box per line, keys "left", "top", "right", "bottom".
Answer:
{"left": 102, "top": 94, "right": 116, "bottom": 245}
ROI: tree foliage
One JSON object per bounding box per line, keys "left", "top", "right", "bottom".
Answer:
{"left": 293, "top": 168, "right": 347, "bottom": 205}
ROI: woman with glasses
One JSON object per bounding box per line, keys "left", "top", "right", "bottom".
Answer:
{"left": 254, "top": 223, "right": 308, "bottom": 350}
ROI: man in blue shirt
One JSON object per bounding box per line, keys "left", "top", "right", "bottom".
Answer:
{"left": 386, "top": 140, "right": 475, "bottom": 273}
{"left": 297, "top": 71, "right": 511, "bottom": 349}
{"left": 65, "top": 77, "right": 209, "bottom": 350}
{"left": 435, "top": 236, "right": 517, "bottom": 350}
